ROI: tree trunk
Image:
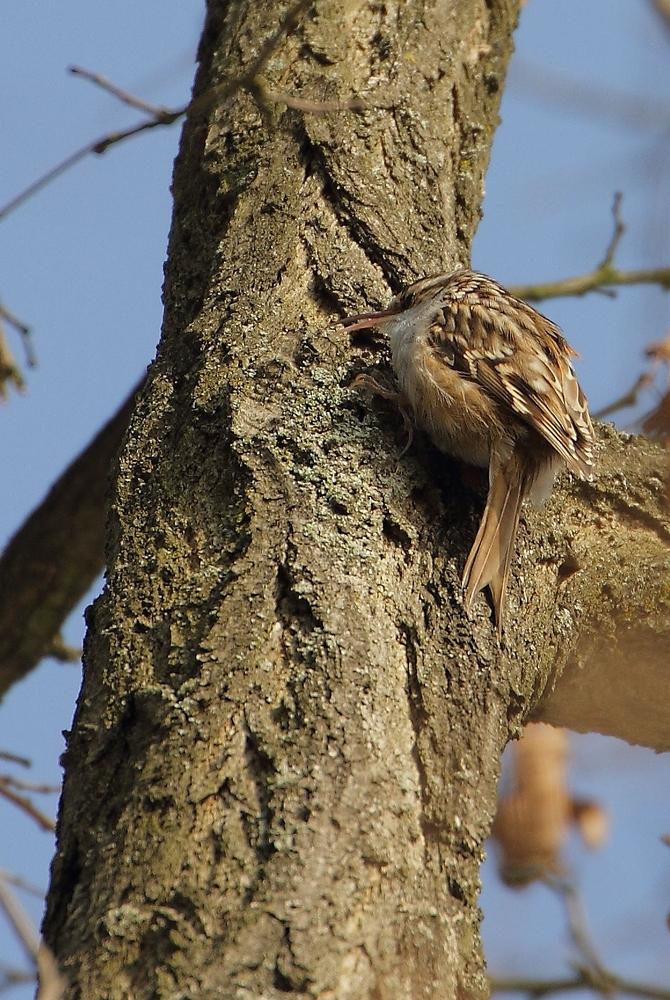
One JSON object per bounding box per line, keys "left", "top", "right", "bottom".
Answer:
{"left": 42, "top": 2, "right": 670, "bottom": 998}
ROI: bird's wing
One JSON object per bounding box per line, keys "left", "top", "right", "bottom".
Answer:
{"left": 428, "top": 289, "right": 595, "bottom": 478}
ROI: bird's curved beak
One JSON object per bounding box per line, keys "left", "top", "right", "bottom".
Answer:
{"left": 339, "top": 305, "right": 402, "bottom": 332}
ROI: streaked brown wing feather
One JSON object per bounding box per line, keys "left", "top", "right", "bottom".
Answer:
{"left": 479, "top": 354, "right": 593, "bottom": 477}
{"left": 429, "top": 293, "right": 594, "bottom": 478}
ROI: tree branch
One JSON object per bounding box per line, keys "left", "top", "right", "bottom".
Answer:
{"left": 533, "top": 424, "right": 670, "bottom": 751}
{"left": 510, "top": 194, "right": 670, "bottom": 302}
{"left": 0, "top": 778, "right": 55, "bottom": 833}
{"left": 511, "top": 264, "right": 670, "bottom": 302}
{"left": 0, "top": 0, "right": 316, "bottom": 223}
{"left": 0, "top": 873, "right": 65, "bottom": 1000}
{"left": 0, "top": 379, "right": 142, "bottom": 698}
{"left": 490, "top": 971, "right": 670, "bottom": 1000}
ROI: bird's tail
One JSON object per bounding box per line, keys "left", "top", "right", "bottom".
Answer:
{"left": 462, "top": 459, "right": 527, "bottom": 635}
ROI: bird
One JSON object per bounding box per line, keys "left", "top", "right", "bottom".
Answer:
{"left": 341, "top": 269, "right": 595, "bottom": 634}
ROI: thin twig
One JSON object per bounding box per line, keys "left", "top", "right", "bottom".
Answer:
{"left": 0, "top": 779, "right": 56, "bottom": 833}
{"left": 0, "top": 323, "right": 26, "bottom": 400}
{"left": 177, "top": 0, "right": 315, "bottom": 125}
{"left": 69, "top": 65, "right": 177, "bottom": 119}
{"left": 556, "top": 877, "right": 607, "bottom": 979}
{"left": 0, "top": 302, "right": 31, "bottom": 342}
{"left": 0, "top": 871, "right": 40, "bottom": 962}
{"left": 510, "top": 194, "right": 670, "bottom": 302}
{"left": 35, "top": 943, "right": 67, "bottom": 1000}
{"left": 511, "top": 265, "right": 670, "bottom": 302}
{"left": 510, "top": 60, "right": 670, "bottom": 132}
{"left": 2, "top": 775, "right": 60, "bottom": 795}
{"left": 0, "top": 751, "right": 31, "bottom": 767}
{"left": 251, "top": 79, "right": 368, "bottom": 113}
{"left": 0, "top": 0, "right": 321, "bottom": 224}
{"left": 0, "top": 141, "right": 112, "bottom": 222}
{"left": 0, "top": 874, "right": 66, "bottom": 1000}
{"left": 490, "top": 972, "right": 670, "bottom": 1000}
{"left": 44, "top": 632, "right": 82, "bottom": 664}
{"left": 2, "top": 1, "right": 365, "bottom": 225}
{"left": 592, "top": 372, "right": 654, "bottom": 420}
{"left": 243, "top": 0, "right": 313, "bottom": 80}
{"left": 598, "top": 192, "right": 625, "bottom": 269}
{"left": 536, "top": 872, "right": 608, "bottom": 984}
{"left": 0, "top": 299, "right": 36, "bottom": 370}
{"left": 0, "top": 964, "right": 35, "bottom": 993}
{"left": 0, "top": 869, "right": 44, "bottom": 900}
{"left": 489, "top": 975, "right": 588, "bottom": 997}
{"left": 489, "top": 873, "right": 667, "bottom": 1000}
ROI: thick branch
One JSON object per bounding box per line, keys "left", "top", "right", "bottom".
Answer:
{"left": 0, "top": 380, "right": 141, "bottom": 696}
{"left": 533, "top": 425, "right": 670, "bottom": 750}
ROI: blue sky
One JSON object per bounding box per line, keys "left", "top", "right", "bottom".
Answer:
{"left": 1, "top": 1, "right": 669, "bottom": 994}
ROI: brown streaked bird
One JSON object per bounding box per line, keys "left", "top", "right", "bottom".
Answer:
{"left": 341, "top": 269, "right": 595, "bottom": 634}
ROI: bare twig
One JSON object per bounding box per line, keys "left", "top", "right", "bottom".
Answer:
{"left": 0, "top": 1, "right": 367, "bottom": 224}
{"left": 0, "top": 869, "right": 45, "bottom": 900}
{"left": 510, "top": 59, "right": 670, "bottom": 132}
{"left": 0, "top": 874, "right": 66, "bottom": 1000}
{"left": 2, "top": 775, "right": 60, "bottom": 795}
{"left": 642, "top": 390, "right": 670, "bottom": 441}
{"left": 598, "top": 192, "right": 625, "bottom": 269}
{"left": 592, "top": 372, "right": 654, "bottom": 420}
{"left": 0, "top": 122, "right": 179, "bottom": 221}
{"left": 251, "top": 79, "right": 368, "bottom": 113}
{"left": 44, "top": 632, "right": 82, "bottom": 664}
{"left": 0, "top": 871, "right": 40, "bottom": 962}
{"left": 487, "top": 871, "right": 670, "bottom": 1000}
{"left": 510, "top": 195, "right": 670, "bottom": 302}
{"left": 0, "top": 304, "right": 34, "bottom": 401}
{"left": 556, "top": 878, "right": 607, "bottom": 979}
{"left": 0, "top": 963, "right": 35, "bottom": 993}
{"left": 511, "top": 265, "right": 670, "bottom": 302}
{"left": 0, "top": 751, "right": 31, "bottom": 767}
{"left": 0, "top": 322, "right": 26, "bottom": 400}
{"left": 524, "top": 875, "right": 670, "bottom": 999}
{"left": 240, "top": 0, "right": 313, "bottom": 82}
{"left": 0, "top": 301, "right": 36, "bottom": 368}
{"left": 0, "top": 778, "right": 56, "bottom": 832}
{"left": 69, "top": 64, "right": 177, "bottom": 119}
{"left": 0, "top": 142, "right": 108, "bottom": 222}
{"left": 0, "top": 0, "right": 320, "bottom": 223}
{"left": 490, "top": 971, "right": 670, "bottom": 1000}
{"left": 36, "top": 944, "right": 67, "bottom": 1000}
{"left": 489, "top": 975, "right": 587, "bottom": 998}
{"left": 178, "top": 0, "right": 317, "bottom": 123}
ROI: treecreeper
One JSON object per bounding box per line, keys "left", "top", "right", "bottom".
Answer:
{"left": 342, "top": 269, "right": 595, "bottom": 634}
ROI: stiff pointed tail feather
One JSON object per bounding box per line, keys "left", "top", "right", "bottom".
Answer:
{"left": 462, "top": 464, "right": 527, "bottom": 635}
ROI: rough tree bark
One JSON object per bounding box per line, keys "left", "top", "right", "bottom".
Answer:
{"left": 42, "top": 2, "right": 670, "bottom": 999}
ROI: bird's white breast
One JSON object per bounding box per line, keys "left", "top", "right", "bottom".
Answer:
{"left": 383, "top": 302, "right": 495, "bottom": 468}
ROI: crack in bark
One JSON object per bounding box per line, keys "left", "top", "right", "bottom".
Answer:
{"left": 242, "top": 717, "right": 278, "bottom": 868}
{"left": 401, "top": 622, "right": 434, "bottom": 859}
{"left": 274, "top": 924, "right": 311, "bottom": 994}
{"left": 274, "top": 529, "right": 324, "bottom": 650}
{"left": 297, "top": 122, "right": 406, "bottom": 292}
